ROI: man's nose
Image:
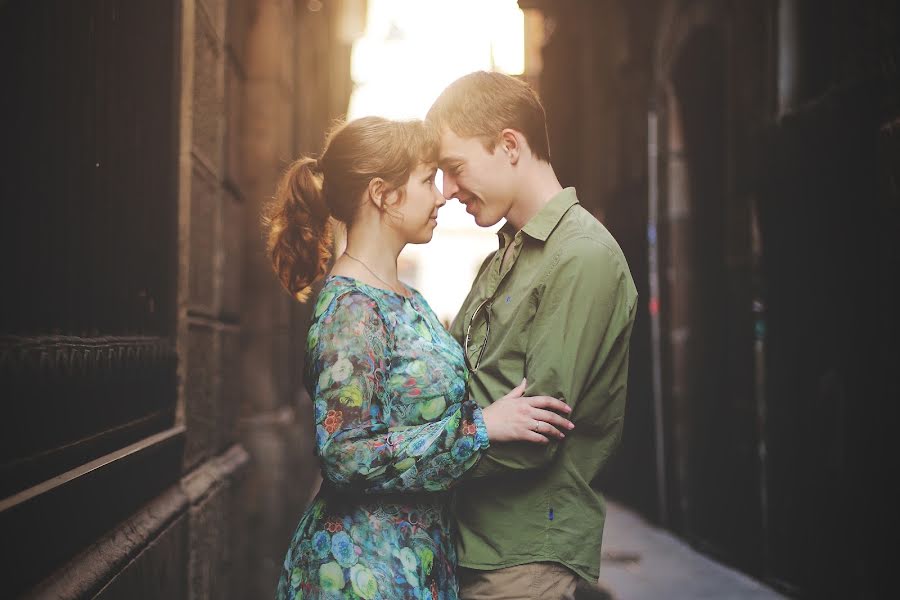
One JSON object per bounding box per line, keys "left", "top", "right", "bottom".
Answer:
{"left": 441, "top": 173, "right": 459, "bottom": 200}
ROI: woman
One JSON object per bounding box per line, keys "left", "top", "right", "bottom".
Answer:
{"left": 266, "top": 116, "right": 573, "bottom": 600}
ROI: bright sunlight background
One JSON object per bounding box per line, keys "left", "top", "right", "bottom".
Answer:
{"left": 347, "top": 0, "right": 526, "bottom": 325}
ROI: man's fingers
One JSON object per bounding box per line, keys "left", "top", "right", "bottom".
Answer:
{"left": 526, "top": 395, "right": 572, "bottom": 414}
{"left": 530, "top": 408, "right": 575, "bottom": 432}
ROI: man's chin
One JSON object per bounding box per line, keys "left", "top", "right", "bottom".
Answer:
{"left": 463, "top": 200, "right": 500, "bottom": 228}
{"left": 473, "top": 212, "right": 501, "bottom": 228}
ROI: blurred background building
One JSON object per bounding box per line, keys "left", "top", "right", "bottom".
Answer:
{"left": 2, "top": 1, "right": 365, "bottom": 597}
{"left": 518, "top": 0, "right": 899, "bottom": 597}
{"left": 1, "top": 0, "right": 898, "bottom": 598}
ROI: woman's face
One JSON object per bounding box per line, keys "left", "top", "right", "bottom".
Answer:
{"left": 388, "top": 162, "right": 446, "bottom": 244}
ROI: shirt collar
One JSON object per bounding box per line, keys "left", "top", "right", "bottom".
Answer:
{"left": 498, "top": 187, "right": 580, "bottom": 244}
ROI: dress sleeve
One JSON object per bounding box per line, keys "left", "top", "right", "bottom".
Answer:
{"left": 310, "top": 290, "right": 490, "bottom": 493}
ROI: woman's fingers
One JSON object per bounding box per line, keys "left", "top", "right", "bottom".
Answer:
{"left": 521, "top": 428, "right": 551, "bottom": 444}
{"left": 530, "top": 408, "right": 575, "bottom": 433}
{"left": 503, "top": 377, "right": 527, "bottom": 400}
{"left": 527, "top": 418, "right": 565, "bottom": 440}
{"left": 525, "top": 395, "right": 572, "bottom": 415}
{"left": 485, "top": 384, "right": 573, "bottom": 444}
{"left": 507, "top": 412, "right": 556, "bottom": 443}
{"left": 517, "top": 420, "right": 556, "bottom": 444}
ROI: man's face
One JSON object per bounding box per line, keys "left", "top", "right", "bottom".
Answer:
{"left": 437, "top": 128, "right": 514, "bottom": 228}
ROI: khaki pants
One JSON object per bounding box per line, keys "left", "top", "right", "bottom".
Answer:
{"left": 458, "top": 562, "right": 579, "bottom": 600}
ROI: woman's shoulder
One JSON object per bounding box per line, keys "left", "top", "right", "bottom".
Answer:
{"left": 307, "top": 278, "right": 394, "bottom": 355}
{"left": 312, "top": 276, "right": 386, "bottom": 319}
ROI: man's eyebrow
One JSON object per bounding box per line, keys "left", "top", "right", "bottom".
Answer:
{"left": 438, "top": 157, "right": 463, "bottom": 168}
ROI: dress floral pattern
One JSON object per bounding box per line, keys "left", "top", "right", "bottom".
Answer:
{"left": 276, "top": 276, "right": 490, "bottom": 600}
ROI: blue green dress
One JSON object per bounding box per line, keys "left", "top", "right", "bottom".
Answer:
{"left": 276, "top": 276, "right": 490, "bottom": 600}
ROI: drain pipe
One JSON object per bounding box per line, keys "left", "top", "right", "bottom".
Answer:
{"left": 647, "top": 101, "right": 669, "bottom": 525}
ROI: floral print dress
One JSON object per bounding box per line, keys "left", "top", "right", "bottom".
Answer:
{"left": 276, "top": 276, "right": 490, "bottom": 600}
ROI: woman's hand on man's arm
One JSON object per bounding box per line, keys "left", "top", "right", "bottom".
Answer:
{"left": 482, "top": 378, "right": 574, "bottom": 444}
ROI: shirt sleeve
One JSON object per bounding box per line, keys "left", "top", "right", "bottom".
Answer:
{"left": 467, "top": 237, "right": 638, "bottom": 477}
{"left": 312, "top": 290, "right": 491, "bottom": 493}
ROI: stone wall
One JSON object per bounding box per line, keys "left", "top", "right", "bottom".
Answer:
{"left": 3, "top": 1, "right": 363, "bottom": 597}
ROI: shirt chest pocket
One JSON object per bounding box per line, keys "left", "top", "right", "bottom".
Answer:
{"left": 487, "top": 285, "right": 541, "bottom": 368}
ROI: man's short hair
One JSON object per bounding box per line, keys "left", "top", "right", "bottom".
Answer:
{"left": 427, "top": 71, "right": 551, "bottom": 162}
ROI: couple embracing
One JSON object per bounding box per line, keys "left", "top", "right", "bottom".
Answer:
{"left": 269, "top": 71, "right": 637, "bottom": 600}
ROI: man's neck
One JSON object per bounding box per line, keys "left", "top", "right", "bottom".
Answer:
{"left": 504, "top": 162, "right": 564, "bottom": 231}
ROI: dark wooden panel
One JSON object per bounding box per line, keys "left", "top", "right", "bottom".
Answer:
{"left": 0, "top": 427, "right": 186, "bottom": 598}
{"left": 0, "top": 3, "right": 183, "bottom": 592}
{"left": 93, "top": 514, "right": 190, "bottom": 600}
{"left": 756, "top": 62, "right": 897, "bottom": 600}
{"left": 0, "top": 0, "right": 181, "bottom": 509}
{"left": 0, "top": 335, "right": 178, "bottom": 498}
{"left": 0, "top": 0, "right": 179, "bottom": 337}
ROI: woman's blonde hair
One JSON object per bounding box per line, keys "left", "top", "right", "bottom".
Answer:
{"left": 264, "top": 116, "right": 437, "bottom": 301}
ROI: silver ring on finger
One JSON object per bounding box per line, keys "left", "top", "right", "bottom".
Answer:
{"left": 533, "top": 420, "right": 542, "bottom": 432}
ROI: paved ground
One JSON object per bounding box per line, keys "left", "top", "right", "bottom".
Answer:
{"left": 574, "top": 501, "right": 787, "bottom": 600}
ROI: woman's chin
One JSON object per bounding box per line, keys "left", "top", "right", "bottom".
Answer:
{"left": 409, "top": 231, "right": 434, "bottom": 245}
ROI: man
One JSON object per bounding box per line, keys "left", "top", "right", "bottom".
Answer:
{"left": 426, "top": 71, "right": 638, "bottom": 600}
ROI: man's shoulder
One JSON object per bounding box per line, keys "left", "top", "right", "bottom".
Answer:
{"left": 547, "top": 206, "right": 637, "bottom": 303}
{"left": 550, "top": 205, "right": 628, "bottom": 266}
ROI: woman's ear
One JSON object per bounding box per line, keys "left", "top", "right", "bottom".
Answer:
{"left": 500, "top": 129, "right": 522, "bottom": 165}
{"left": 366, "top": 177, "right": 387, "bottom": 210}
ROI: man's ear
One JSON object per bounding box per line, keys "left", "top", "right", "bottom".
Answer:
{"left": 366, "top": 177, "right": 387, "bottom": 210}
{"left": 500, "top": 129, "right": 523, "bottom": 165}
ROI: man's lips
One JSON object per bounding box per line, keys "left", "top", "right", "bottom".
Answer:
{"left": 457, "top": 194, "right": 477, "bottom": 210}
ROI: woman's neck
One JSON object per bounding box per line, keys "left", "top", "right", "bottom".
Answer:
{"left": 339, "top": 222, "right": 404, "bottom": 289}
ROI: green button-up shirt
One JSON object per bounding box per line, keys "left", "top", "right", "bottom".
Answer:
{"left": 450, "top": 187, "right": 638, "bottom": 581}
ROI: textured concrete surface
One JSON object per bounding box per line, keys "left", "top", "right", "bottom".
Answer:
{"left": 590, "top": 502, "right": 786, "bottom": 600}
